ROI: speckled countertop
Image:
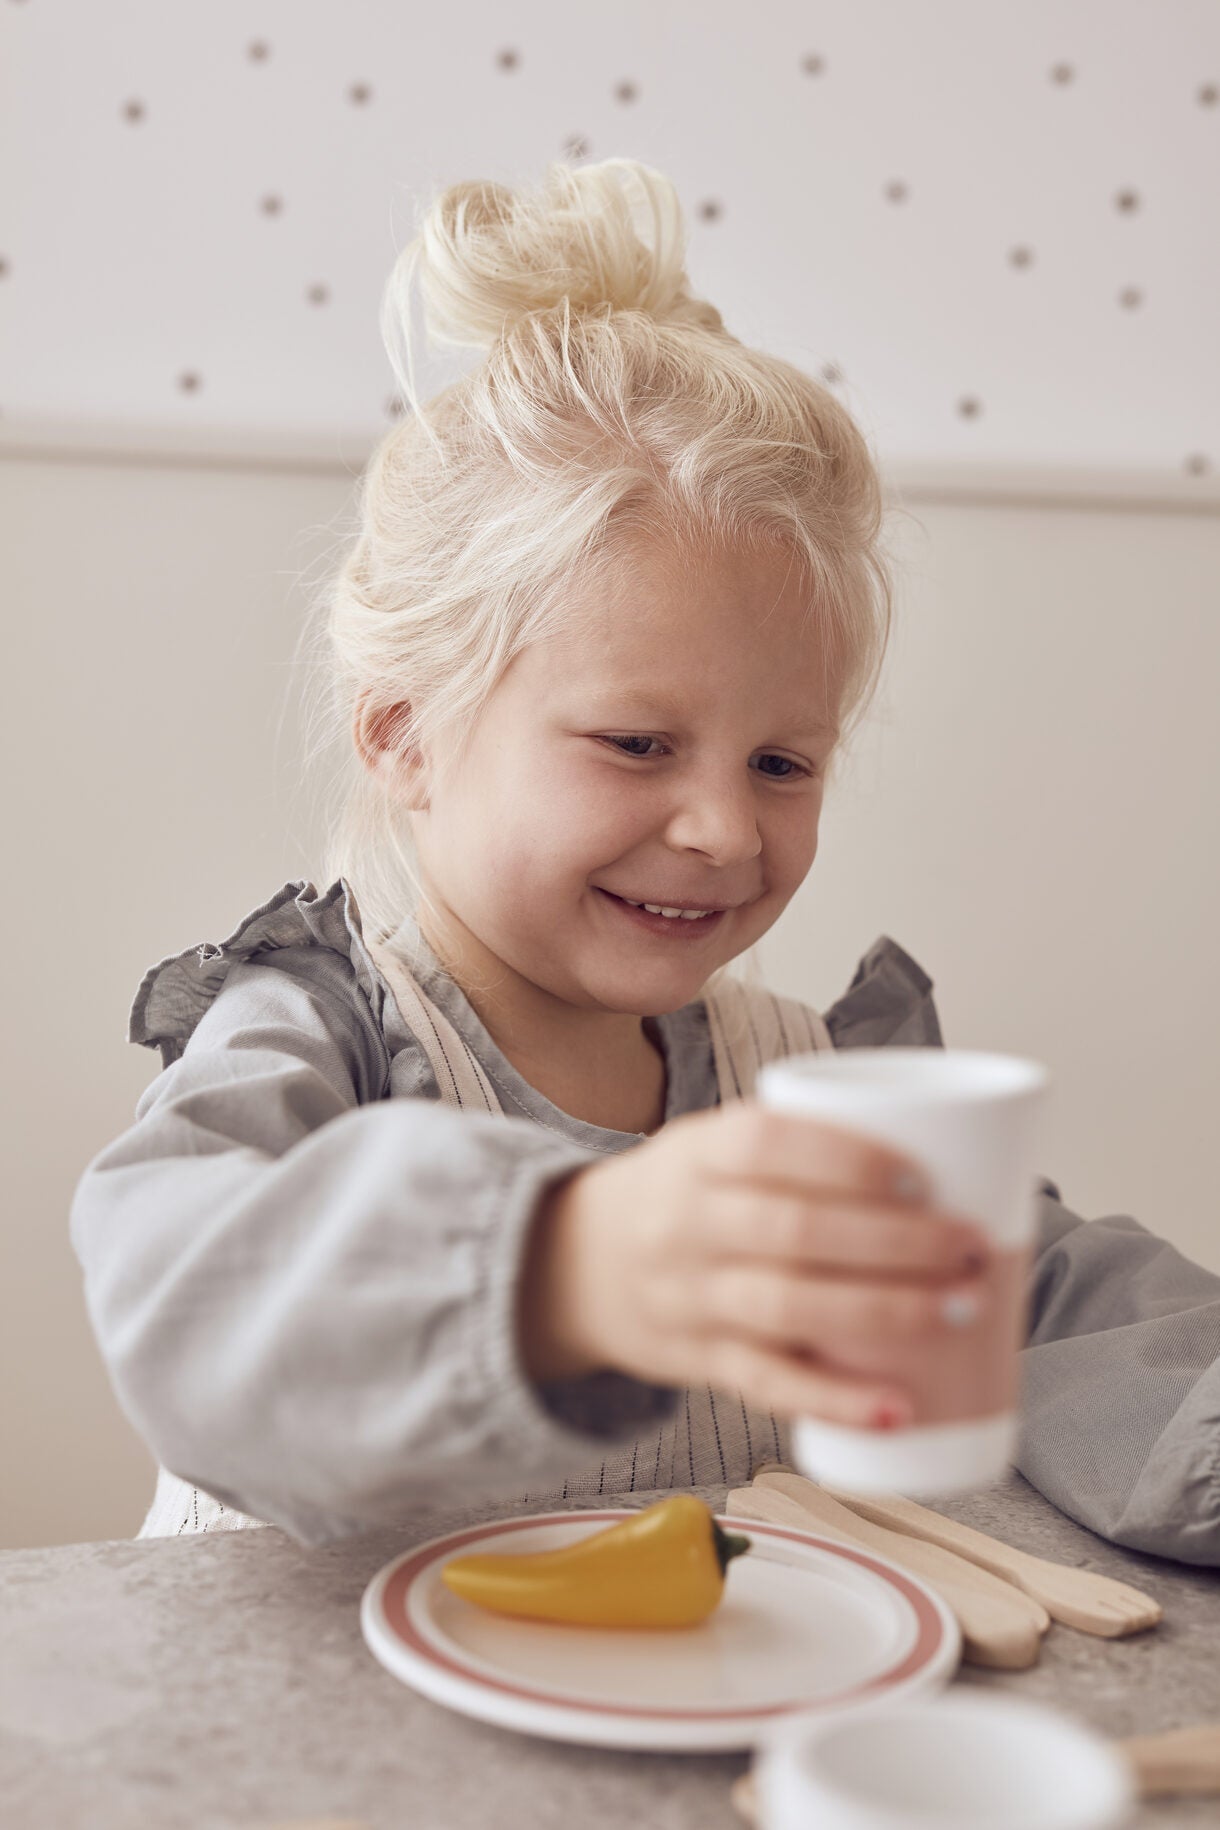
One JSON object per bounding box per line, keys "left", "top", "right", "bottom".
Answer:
{"left": 2, "top": 1470, "right": 1218, "bottom": 1830}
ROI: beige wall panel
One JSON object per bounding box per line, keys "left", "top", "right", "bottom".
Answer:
{"left": 2, "top": 453, "right": 1216, "bottom": 1548}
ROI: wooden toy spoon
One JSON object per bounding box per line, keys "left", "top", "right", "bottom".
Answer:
{"left": 805, "top": 1477, "right": 1163, "bottom": 1637}
{"left": 730, "top": 1723, "right": 1220, "bottom": 1822}
{"left": 726, "top": 1484, "right": 1048, "bottom": 1669}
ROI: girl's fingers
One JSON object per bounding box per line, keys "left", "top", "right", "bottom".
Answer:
{"left": 707, "top": 1334, "right": 913, "bottom": 1431}
{"left": 696, "top": 1260, "right": 987, "bottom": 1352}
{"left": 705, "top": 1100, "right": 937, "bottom": 1206}
{"left": 700, "top": 1184, "right": 988, "bottom": 1277}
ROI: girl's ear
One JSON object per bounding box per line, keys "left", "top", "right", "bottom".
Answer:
{"left": 354, "top": 696, "right": 431, "bottom": 809}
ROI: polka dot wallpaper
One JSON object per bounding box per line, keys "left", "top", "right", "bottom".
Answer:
{"left": 0, "top": 0, "right": 1216, "bottom": 479}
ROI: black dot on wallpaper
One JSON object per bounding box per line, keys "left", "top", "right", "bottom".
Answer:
{"left": 496, "top": 49, "right": 520, "bottom": 71}
{"left": 121, "top": 99, "right": 146, "bottom": 124}
{"left": 563, "top": 135, "right": 590, "bottom": 159}
{"left": 1198, "top": 83, "right": 1217, "bottom": 106}
{"left": 1115, "top": 189, "right": 1140, "bottom": 212}
{"left": 697, "top": 200, "right": 723, "bottom": 222}
{"left": 614, "top": 81, "right": 638, "bottom": 104}
{"left": 821, "top": 363, "right": 844, "bottom": 386}
{"left": 248, "top": 41, "right": 270, "bottom": 63}
{"left": 1119, "top": 286, "right": 1143, "bottom": 309}
{"left": 801, "top": 54, "right": 825, "bottom": 76}
{"left": 349, "top": 82, "right": 372, "bottom": 105}
{"left": 178, "top": 373, "right": 202, "bottom": 394}
{"left": 1050, "top": 63, "right": 1075, "bottom": 85}
{"left": 0, "top": 257, "right": 9, "bottom": 279}
{"left": 958, "top": 397, "right": 982, "bottom": 418}
{"left": 307, "top": 284, "right": 330, "bottom": 306}
{"left": 885, "top": 181, "right": 909, "bottom": 204}
{"left": 1009, "top": 246, "right": 1034, "bottom": 268}
{"left": 386, "top": 396, "right": 406, "bottom": 419}
{"left": 261, "top": 195, "right": 283, "bottom": 216}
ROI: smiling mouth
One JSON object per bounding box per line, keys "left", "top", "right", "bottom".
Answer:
{"left": 595, "top": 887, "right": 732, "bottom": 931}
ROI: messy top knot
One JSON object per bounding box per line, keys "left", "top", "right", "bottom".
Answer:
{"left": 390, "top": 159, "right": 725, "bottom": 357}
{"left": 307, "top": 156, "right": 899, "bottom": 957}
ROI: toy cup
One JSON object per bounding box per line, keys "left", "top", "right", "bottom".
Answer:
{"left": 756, "top": 1048, "right": 1049, "bottom": 1496}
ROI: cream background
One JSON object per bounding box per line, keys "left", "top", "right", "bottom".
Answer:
{"left": 2, "top": 449, "right": 1217, "bottom": 1550}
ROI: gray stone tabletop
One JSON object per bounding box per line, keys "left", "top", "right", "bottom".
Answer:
{"left": 2, "top": 1469, "right": 1218, "bottom": 1830}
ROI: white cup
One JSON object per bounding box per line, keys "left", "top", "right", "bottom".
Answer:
{"left": 752, "top": 1692, "right": 1136, "bottom": 1830}
{"left": 755, "top": 1048, "right": 1050, "bottom": 1496}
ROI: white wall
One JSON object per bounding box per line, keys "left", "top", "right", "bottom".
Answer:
{"left": 2, "top": 450, "right": 348, "bottom": 1553}
{"left": 3, "top": 0, "right": 1217, "bottom": 478}
{"left": 762, "top": 489, "right": 1220, "bottom": 1248}
{"left": 2, "top": 448, "right": 1217, "bottom": 1550}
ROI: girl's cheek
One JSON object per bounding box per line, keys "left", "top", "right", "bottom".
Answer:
{"left": 569, "top": 769, "right": 643, "bottom": 831}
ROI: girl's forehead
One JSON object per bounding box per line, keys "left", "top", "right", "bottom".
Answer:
{"left": 550, "top": 588, "right": 827, "bottom": 682}
{"left": 509, "top": 528, "right": 839, "bottom": 719}
{"left": 521, "top": 618, "right": 839, "bottom": 738}
{"left": 553, "top": 537, "right": 819, "bottom": 654}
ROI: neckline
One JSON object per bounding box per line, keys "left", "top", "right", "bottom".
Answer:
{"left": 380, "top": 909, "right": 695, "bottom": 1145}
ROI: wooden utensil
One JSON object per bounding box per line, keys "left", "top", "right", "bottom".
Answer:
{"left": 807, "top": 1477, "right": 1163, "bottom": 1637}
{"left": 1121, "top": 1724, "right": 1220, "bottom": 1794}
{"left": 726, "top": 1484, "right": 1048, "bottom": 1669}
{"left": 730, "top": 1723, "right": 1220, "bottom": 1822}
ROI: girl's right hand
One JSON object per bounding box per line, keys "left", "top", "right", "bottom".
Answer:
{"left": 519, "top": 1099, "right": 994, "bottom": 1430}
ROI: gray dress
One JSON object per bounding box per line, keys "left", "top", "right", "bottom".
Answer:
{"left": 69, "top": 879, "right": 1220, "bottom": 1563}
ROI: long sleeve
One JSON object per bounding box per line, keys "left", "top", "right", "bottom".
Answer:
{"left": 69, "top": 946, "right": 677, "bottom": 1545}
{"left": 835, "top": 938, "right": 1220, "bottom": 1566}
{"left": 74, "top": 876, "right": 1220, "bottom": 1563}
{"left": 1017, "top": 1185, "right": 1220, "bottom": 1565}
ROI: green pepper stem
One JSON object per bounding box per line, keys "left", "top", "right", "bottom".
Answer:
{"left": 711, "top": 1518, "right": 753, "bottom": 1576}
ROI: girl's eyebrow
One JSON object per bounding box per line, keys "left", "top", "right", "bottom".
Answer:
{"left": 584, "top": 690, "right": 837, "bottom": 740}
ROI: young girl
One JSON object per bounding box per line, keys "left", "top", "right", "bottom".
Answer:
{"left": 71, "top": 160, "right": 1220, "bottom": 1561}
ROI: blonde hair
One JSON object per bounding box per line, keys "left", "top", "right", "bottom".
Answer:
{"left": 298, "top": 157, "right": 899, "bottom": 1000}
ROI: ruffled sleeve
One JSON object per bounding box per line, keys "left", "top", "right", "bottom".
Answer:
{"left": 823, "top": 934, "right": 945, "bottom": 1051}
{"left": 127, "top": 878, "right": 392, "bottom": 1072}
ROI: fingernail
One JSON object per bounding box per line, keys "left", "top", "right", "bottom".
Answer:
{"left": 869, "top": 1401, "right": 912, "bottom": 1430}
{"left": 941, "top": 1289, "right": 982, "bottom": 1328}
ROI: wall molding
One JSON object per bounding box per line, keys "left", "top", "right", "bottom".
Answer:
{"left": 1, "top": 418, "right": 1217, "bottom": 514}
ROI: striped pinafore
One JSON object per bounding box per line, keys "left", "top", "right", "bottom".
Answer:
{"left": 138, "top": 947, "right": 832, "bottom": 1536}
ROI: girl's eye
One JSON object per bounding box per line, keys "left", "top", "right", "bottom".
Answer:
{"left": 604, "top": 735, "right": 663, "bottom": 758}
{"left": 754, "top": 754, "right": 805, "bottom": 780}
{"left": 601, "top": 736, "right": 810, "bottom": 778}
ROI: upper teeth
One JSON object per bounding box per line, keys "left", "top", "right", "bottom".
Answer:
{"left": 623, "top": 899, "right": 714, "bottom": 920}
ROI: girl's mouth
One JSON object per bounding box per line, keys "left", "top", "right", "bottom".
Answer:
{"left": 594, "top": 887, "right": 727, "bottom": 939}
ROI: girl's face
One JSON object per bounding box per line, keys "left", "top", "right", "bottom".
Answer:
{"left": 406, "top": 527, "right": 841, "bottom": 1042}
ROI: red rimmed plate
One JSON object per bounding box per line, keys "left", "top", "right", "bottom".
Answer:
{"left": 360, "top": 1509, "right": 960, "bottom": 1750}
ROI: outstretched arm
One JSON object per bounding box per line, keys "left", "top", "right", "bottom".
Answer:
{"left": 1018, "top": 1183, "right": 1220, "bottom": 1566}
{"left": 70, "top": 947, "right": 677, "bottom": 1545}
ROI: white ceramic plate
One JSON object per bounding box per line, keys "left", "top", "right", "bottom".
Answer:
{"left": 360, "top": 1510, "right": 961, "bottom": 1751}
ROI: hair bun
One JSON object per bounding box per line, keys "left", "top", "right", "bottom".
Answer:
{"left": 399, "top": 157, "right": 724, "bottom": 350}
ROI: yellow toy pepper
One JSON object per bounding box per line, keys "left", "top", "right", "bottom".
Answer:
{"left": 440, "top": 1494, "right": 752, "bottom": 1629}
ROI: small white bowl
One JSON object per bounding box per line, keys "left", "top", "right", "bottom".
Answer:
{"left": 752, "top": 1689, "right": 1136, "bottom": 1830}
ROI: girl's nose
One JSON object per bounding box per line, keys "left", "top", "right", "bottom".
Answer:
{"left": 662, "top": 779, "right": 763, "bottom": 866}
